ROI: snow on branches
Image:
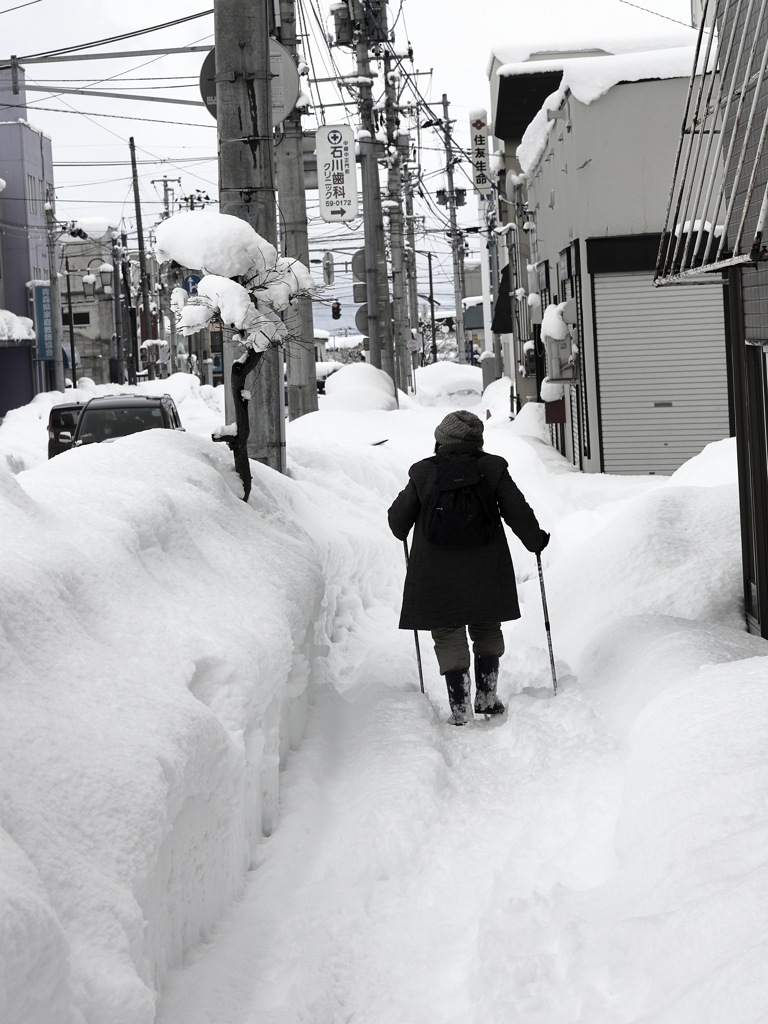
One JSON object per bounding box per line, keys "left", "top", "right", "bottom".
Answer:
{"left": 154, "top": 210, "right": 316, "bottom": 353}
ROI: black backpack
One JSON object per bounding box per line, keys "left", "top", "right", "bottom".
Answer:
{"left": 422, "top": 454, "right": 500, "bottom": 547}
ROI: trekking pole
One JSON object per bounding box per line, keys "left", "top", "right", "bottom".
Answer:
{"left": 536, "top": 552, "right": 558, "bottom": 696}
{"left": 403, "top": 539, "right": 425, "bottom": 694}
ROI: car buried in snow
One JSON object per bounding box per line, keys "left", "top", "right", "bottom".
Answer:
{"left": 60, "top": 394, "right": 185, "bottom": 449}
{"left": 47, "top": 402, "right": 86, "bottom": 459}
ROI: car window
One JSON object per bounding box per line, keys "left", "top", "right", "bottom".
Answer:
{"left": 51, "top": 407, "right": 80, "bottom": 430}
{"left": 78, "top": 406, "right": 162, "bottom": 441}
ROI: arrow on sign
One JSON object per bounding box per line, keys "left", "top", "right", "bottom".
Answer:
{"left": 330, "top": 209, "right": 345, "bottom": 216}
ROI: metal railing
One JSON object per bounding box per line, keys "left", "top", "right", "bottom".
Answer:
{"left": 656, "top": 0, "right": 768, "bottom": 284}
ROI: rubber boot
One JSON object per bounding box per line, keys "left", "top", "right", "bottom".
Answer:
{"left": 473, "top": 655, "right": 505, "bottom": 715}
{"left": 444, "top": 669, "right": 472, "bottom": 726}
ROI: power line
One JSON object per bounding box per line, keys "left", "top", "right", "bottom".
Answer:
{"left": 12, "top": 10, "right": 214, "bottom": 62}
{"left": 0, "top": 102, "right": 214, "bottom": 126}
{"left": 0, "top": 0, "right": 41, "bottom": 13}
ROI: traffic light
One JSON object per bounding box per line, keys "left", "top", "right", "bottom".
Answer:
{"left": 331, "top": 301, "right": 341, "bottom": 320}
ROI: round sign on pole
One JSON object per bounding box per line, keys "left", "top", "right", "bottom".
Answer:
{"left": 199, "top": 42, "right": 301, "bottom": 126}
{"left": 355, "top": 303, "right": 369, "bottom": 334}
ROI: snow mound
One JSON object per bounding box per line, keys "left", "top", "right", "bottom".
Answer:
{"left": 322, "top": 362, "right": 398, "bottom": 411}
{"left": 412, "top": 361, "right": 483, "bottom": 406}
{"left": 669, "top": 436, "right": 738, "bottom": 487}
{"left": 479, "top": 375, "right": 514, "bottom": 421}
{"left": 510, "top": 481, "right": 743, "bottom": 670}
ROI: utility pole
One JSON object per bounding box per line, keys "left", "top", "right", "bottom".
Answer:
{"left": 403, "top": 161, "right": 420, "bottom": 374}
{"left": 216, "top": 0, "right": 285, "bottom": 473}
{"left": 351, "top": 0, "right": 395, "bottom": 382}
{"left": 44, "top": 190, "right": 65, "bottom": 391}
{"left": 63, "top": 255, "right": 78, "bottom": 387}
{"left": 277, "top": 0, "right": 318, "bottom": 420}
{"left": 111, "top": 233, "right": 125, "bottom": 383}
{"left": 151, "top": 176, "right": 181, "bottom": 220}
{"left": 121, "top": 229, "right": 138, "bottom": 385}
{"left": 383, "top": 52, "right": 410, "bottom": 391}
{"left": 427, "top": 251, "right": 437, "bottom": 363}
{"left": 129, "top": 137, "right": 155, "bottom": 379}
{"left": 441, "top": 95, "right": 466, "bottom": 363}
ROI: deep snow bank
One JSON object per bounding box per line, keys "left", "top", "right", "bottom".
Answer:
{"left": 0, "top": 433, "right": 330, "bottom": 1023}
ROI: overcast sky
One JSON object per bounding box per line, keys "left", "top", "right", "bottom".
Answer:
{"left": 0, "top": 0, "right": 695, "bottom": 328}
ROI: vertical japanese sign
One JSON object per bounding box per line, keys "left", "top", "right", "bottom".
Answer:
{"left": 33, "top": 284, "right": 54, "bottom": 360}
{"left": 316, "top": 124, "right": 359, "bottom": 223}
{"left": 469, "top": 109, "right": 491, "bottom": 196}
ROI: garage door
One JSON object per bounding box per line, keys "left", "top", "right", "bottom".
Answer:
{"left": 593, "top": 271, "right": 730, "bottom": 474}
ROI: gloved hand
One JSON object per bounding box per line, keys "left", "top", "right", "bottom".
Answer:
{"left": 537, "top": 530, "right": 550, "bottom": 553}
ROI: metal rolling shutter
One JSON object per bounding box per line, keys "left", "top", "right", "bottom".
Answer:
{"left": 593, "top": 271, "right": 730, "bottom": 474}
{"left": 569, "top": 386, "right": 581, "bottom": 468}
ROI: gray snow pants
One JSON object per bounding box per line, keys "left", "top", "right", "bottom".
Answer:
{"left": 430, "top": 622, "right": 504, "bottom": 675}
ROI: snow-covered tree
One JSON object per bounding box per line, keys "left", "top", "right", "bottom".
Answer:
{"left": 154, "top": 210, "right": 316, "bottom": 497}
{"left": 154, "top": 210, "right": 315, "bottom": 354}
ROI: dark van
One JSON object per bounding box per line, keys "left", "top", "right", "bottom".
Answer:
{"left": 61, "top": 394, "right": 184, "bottom": 448}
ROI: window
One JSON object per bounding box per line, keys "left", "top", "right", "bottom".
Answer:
{"left": 62, "top": 311, "right": 91, "bottom": 327}
{"left": 27, "top": 174, "right": 37, "bottom": 215}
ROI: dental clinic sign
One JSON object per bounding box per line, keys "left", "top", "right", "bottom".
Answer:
{"left": 316, "top": 124, "right": 358, "bottom": 223}
{"left": 469, "top": 109, "right": 491, "bottom": 196}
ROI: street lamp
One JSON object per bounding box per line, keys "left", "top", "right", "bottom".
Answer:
{"left": 82, "top": 259, "right": 113, "bottom": 298}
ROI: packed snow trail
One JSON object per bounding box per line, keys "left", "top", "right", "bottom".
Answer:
{"left": 156, "top": 659, "right": 623, "bottom": 1024}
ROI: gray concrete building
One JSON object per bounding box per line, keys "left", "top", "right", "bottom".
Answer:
{"left": 0, "top": 67, "right": 54, "bottom": 317}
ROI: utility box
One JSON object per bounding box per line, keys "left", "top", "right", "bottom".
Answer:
{"left": 331, "top": 2, "right": 353, "bottom": 46}
{"left": 544, "top": 334, "right": 578, "bottom": 382}
{"left": 364, "top": 0, "right": 389, "bottom": 41}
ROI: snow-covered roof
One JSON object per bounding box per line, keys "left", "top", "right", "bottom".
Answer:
{"left": 326, "top": 333, "right": 365, "bottom": 349}
{"left": 488, "top": 4, "right": 696, "bottom": 71}
{"left": 462, "top": 295, "right": 484, "bottom": 309}
{"left": 501, "top": 45, "right": 700, "bottom": 104}
{"left": 515, "top": 44, "right": 711, "bottom": 175}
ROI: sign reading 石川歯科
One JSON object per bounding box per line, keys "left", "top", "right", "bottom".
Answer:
{"left": 33, "top": 284, "right": 54, "bottom": 360}
{"left": 316, "top": 125, "right": 358, "bottom": 223}
{"left": 469, "top": 109, "right": 491, "bottom": 196}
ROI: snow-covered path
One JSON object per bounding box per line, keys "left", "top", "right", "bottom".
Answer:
{"left": 156, "top": 654, "right": 623, "bottom": 1024}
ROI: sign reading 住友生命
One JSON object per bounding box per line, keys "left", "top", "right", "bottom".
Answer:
{"left": 469, "top": 109, "right": 491, "bottom": 196}
{"left": 316, "top": 125, "right": 358, "bottom": 223}
{"left": 33, "top": 284, "right": 54, "bottom": 360}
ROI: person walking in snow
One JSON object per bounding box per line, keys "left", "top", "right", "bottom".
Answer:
{"left": 388, "top": 410, "right": 549, "bottom": 725}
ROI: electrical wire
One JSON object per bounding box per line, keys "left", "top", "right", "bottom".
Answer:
{"left": 0, "top": 102, "right": 213, "bottom": 126}
{"left": 0, "top": 0, "right": 41, "bottom": 13}
{"left": 11, "top": 10, "right": 214, "bottom": 62}
{"left": 615, "top": 0, "right": 694, "bottom": 26}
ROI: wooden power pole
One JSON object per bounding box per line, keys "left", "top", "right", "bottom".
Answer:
{"left": 216, "top": 0, "right": 286, "bottom": 473}
{"left": 277, "top": 0, "right": 318, "bottom": 420}
{"left": 441, "top": 95, "right": 467, "bottom": 364}
{"left": 351, "top": 0, "right": 395, "bottom": 382}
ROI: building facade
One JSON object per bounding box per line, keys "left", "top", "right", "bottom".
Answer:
{"left": 489, "top": 39, "right": 732, "bottom": 475}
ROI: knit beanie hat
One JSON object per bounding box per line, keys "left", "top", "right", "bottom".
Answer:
{"left": 434, "top": 409, "right": 484, "bottom": 447}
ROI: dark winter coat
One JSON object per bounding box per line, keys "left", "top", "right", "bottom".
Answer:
{"left": 387, "top": 443, "right": 545, "bottom": 630}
